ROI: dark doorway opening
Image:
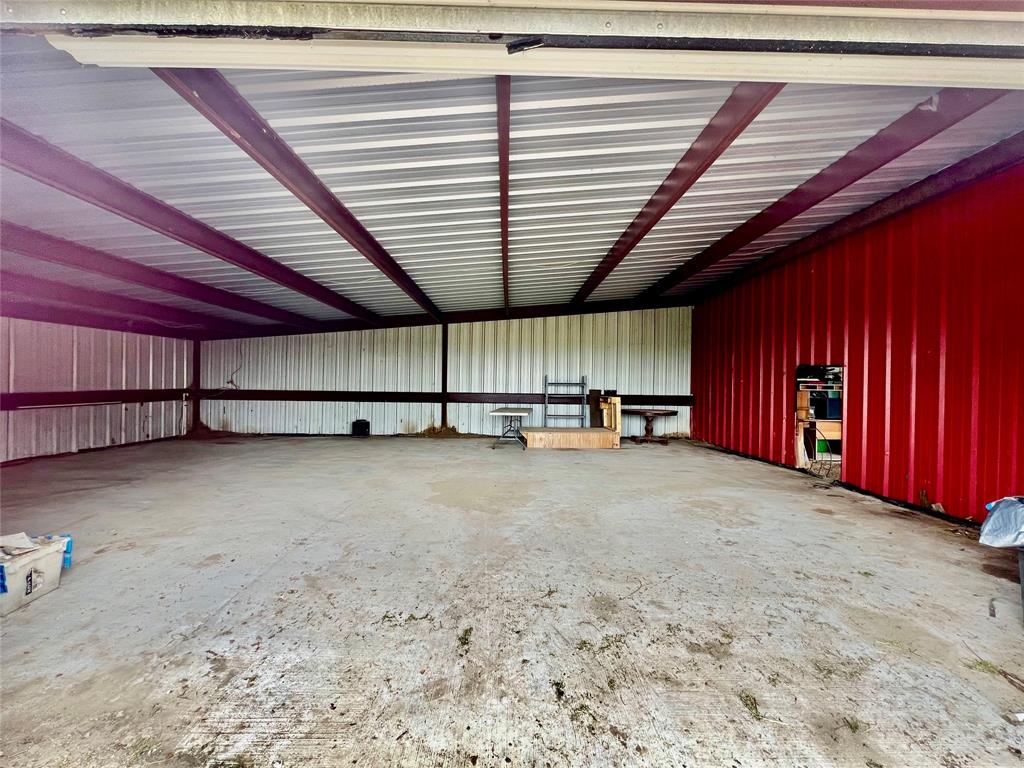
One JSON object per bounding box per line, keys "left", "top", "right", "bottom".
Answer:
{"left": 796, "top": 364, "right": 843, "bottom": 479}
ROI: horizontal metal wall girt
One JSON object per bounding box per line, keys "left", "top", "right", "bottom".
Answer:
{"left": 153, "top": 67, "right": 443, "bottom": 322}
{"left": 196, "top": 390, "right": 695, "bottom": 407}
{"left": 572, "top": 81, "right": 784, "bottom": 303}
{"left": 1, "top": 389, "right": 190, "bottom": 411}
{"left": 639, "top": 87, "right": 1011, "bottom": 298}
{"left": 0, "top": 119, "right": 380, "bottom": 324}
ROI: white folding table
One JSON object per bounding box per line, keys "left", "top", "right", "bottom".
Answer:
{"left": 489, "top": 406, "right": 532, "bottom": 449}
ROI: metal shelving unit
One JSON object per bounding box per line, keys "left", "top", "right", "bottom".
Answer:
{"left": 543, "top": 375, "right": 588, "bottom": 428}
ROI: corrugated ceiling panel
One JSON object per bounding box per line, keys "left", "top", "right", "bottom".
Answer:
{"left": 0, "top": 249, "right": 275, "bottom": 327}
{"left": 2, "top": 35, "right": 1015, "bottom": 322}
{"left": 508, "top": 78, "right": 737, "bottom": 306}
{"left": 226, "top": 70, "right": 504, "bottom": 314}
{"left": 200, "top": 325, "right": 441, "bottom": 435}
{"left": 0, "top": 317, "right": 189, "bottom": 462}
{"left": 592, "top": 83, "right": 938, "bottom": 301}
{"left": 0, "top": 169, "right": 339, "bottom": 322}
{"left": 448, "top": 307, "right": 691, "bottom": 437}
{"left": 674, "top": 94, "right": 1024, "bottom": 292}
{"left": 0, "top": 35, "right": 418, "bottom": 317}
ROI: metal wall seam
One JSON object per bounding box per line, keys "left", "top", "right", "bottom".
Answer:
{"left": 691, "top": 163, "right": 1024, "bottom": 523}
{"left": 0, "top": 317, "right": 190, "bottom": 462}
{"left": 200, "top": 325, "right": 442, "bottom": 435}
{"left": 198, "top": 307, "right": 690, "bottom": 438}
{"left": 448, "top": 307, "right": 691, "bottom": 437}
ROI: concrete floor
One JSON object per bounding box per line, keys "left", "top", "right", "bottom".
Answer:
{"left": 1, "top": 436, "right": 1022, "bottom": 768}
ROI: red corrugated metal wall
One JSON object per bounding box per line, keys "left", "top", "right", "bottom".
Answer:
{"left": 692, "top": 164, "right": 1024, "bottom": 522}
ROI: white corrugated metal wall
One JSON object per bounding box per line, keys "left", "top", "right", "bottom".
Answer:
{"left": 200, "top": 326, "right": 442, "bottom": 435}
{"left": 200, "top": 307, "right": 690, "bottom": 438}
{"left": 449, "top": 308, "right": 691, "bottom": 437}
{"left": 0, "top": 318, "right": 190, "bottom": 462}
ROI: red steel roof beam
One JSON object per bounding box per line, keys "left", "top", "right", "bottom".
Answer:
{"left": 638, "top": 87, "right": 1010, "bottom": 299}
{"left": 1, "top": 271, "right": 265, "bottom": 338}
{"left": 1, "top": 222, "right": 321, "bottom": 330}
{"left": 0, "top": 119, "right": 379, "bottom": 324}
{"left": 153, "top": 68, "right": 444, "bottom": 322}
{"left": 572, "top": 82, "right": 784, "bottom": 304}
{"left": 690, "top": 127, "right": 1024, "bottom": 304}
{"left": 496, "top": 75, "right": 512, "bottom": 314}
{"left": 0, "top": 299, "right": 202, "bottom": 340}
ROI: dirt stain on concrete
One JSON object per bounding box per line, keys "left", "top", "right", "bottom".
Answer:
{"left": 428, "top": 477, "right": 534, "bottom": 513}
{"left": 590, "top": 593, "right": 620, "bottom": 620}
{"left": 981, "top": 560, "right": 1020, "bottom": 583}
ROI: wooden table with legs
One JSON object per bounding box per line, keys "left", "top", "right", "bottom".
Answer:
{"left": 622, "top": 408, "right": 678, "bottom": 445}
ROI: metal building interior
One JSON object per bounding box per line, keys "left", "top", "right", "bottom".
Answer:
{"left": 0, "top": 2, "right": 1022, "bottom": 766}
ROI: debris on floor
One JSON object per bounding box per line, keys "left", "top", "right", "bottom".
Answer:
{"left": 2, "top": 438, "right": 1022, "bottom": 767}
{"left": 0, "top": 533, "right": 72, "bottom": 616}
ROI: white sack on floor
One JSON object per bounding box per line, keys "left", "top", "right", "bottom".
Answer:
{"left": 979, "top": 496, "right": 1024, "bottom": 548}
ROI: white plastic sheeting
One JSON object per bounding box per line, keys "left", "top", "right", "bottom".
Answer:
{"left": 200, "top": 326, "right": 441, "bottom": 435}
{"left": 0, "top": 318, "right": 190, "bottom": 462}
{"left": 449, "top": 308, "right": 691, "bottom": 437}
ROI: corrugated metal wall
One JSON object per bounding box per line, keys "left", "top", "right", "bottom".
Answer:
{"left": 200, "top": 326, "right": 442, "bottom": 435}
{"left": 691, "top": 164, "right": 1023, "bottom": 522}
{"left": 449, "top": 307, "right": 691, "bottom": 436}
{"left": 0, "top": 318, "right": 190, "bottom": 462}
{"left": 201, "top": 308, "right": 691, "bottom": 438}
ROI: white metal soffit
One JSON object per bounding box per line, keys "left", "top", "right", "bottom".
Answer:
{"left": 669, "top": 93, "right": 1024, "bottom": 294}
{"left": 0, "top": 36, "right": 421, "bottom": 319}
{"left": 44, "top": 35, "right": 1024, "bottom": 91}
{"left": 225, "top": 69, "right": 505, "bottom": 313}
{"left": 590, "top": 83, "right": 938, "bottom": 301}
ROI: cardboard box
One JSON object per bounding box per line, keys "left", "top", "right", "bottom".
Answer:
{"left": 0, "top": 536, "right": 69, "bottom": 617}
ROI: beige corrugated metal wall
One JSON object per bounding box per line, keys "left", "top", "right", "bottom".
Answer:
{"left": 200, "top": 326, "right": 442, "bottom": 435}
{"left": 0, "top": 318, "right": 190, "bottom": 462}
{"left": 200, "top": 308, "right": 691, "bottom": 438}
{"left": 449, "top": 308, "right": 691, "bottom": 437}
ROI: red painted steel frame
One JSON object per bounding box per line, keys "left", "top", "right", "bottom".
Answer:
{"left": 1, "top": 222, "right": 319, "bottom": 329}
{"left": 691, "top": 130, "right": 1024, "bottom": 303}
{"left": 572, "top": 81, "right": 784, "bottom": 303}
{"left": 641, "top": 88, "right": 1012, "bottom": 298}
{"left": 0, "top": 119, "right": 379, "bottom": 324}
{"left": 153, "top": 68, "right": 442, "bottom": 321}
{"left": 0, "top": 299, "right": 200, "bottom": 340}
{"left": 0, "top": 271, "right": 262, "bottom": 337}
{"left": 691, "top": 163, "right": 1024, "bottom": 523}
{"left": 1, "top": 389, "right": 188, "bottom": 411}
{"left": 496, "top": 75, "right": 512, "bottom": 314}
